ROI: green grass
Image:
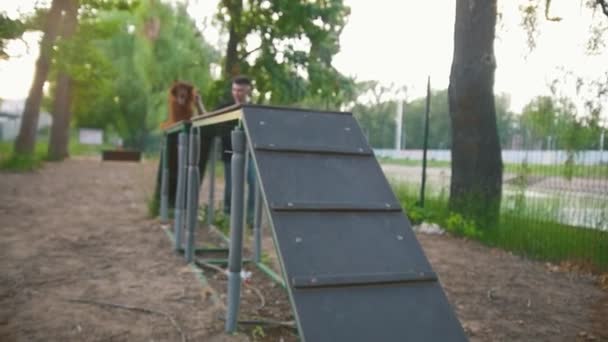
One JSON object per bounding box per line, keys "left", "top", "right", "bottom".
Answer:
{"left": 0, "top": 141, "right": 47, "bottom": 171}
{"left": 0, "top": 138, "right": 113, "bottom": 172}
{"left": 0, "top": 153, "right": 43, "bottom": 171}
{"left": 392, "top": 181, "right": 608, "bottom": 272}
{"left": 489, "top": 215, "right": 608, "bottom": 270}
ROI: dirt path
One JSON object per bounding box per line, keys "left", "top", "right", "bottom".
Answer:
{"left": 1, "top": 159, "right": 606, "bottom": 341}
{"left": 416, "top": 233, "right": 607, "bottom": 341}
{"left": 0, "top": 159, "right": 246, "bottom": 342}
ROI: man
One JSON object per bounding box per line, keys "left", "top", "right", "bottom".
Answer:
{"left": 214, "top": 75, "right": 256, "bottom": 225}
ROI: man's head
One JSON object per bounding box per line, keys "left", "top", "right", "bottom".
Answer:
{"left": 231, "top": 75, "right": 252, "bottom": 104}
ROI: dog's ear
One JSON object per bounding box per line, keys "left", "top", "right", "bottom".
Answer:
{"left": 170, "top": 85, "right": 177, "bottom": 97}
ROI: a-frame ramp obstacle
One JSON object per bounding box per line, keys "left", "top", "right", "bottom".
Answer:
{"left": 193, "top": 104, "right": 467, "bottom": 341}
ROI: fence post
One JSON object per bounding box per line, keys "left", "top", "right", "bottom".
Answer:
{"left": 207, "top": 137, "right": 218, "bottom": 226}
{"left": 160, "top": 133, "right": 169, "bottom": 223}
{"left": 185, "top": 127, "right": 201, "bottom": 263}
{"left": 225, "top": 127, "right": 246, "bottom": 333}
{"left": 253, "top": 175, "right": 263, "bottom": 263}
{"left": 174, "top": 132, "right": 188, "bottom": 252}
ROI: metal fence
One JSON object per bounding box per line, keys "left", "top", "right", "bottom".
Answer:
{"left": 377, "top": 147, "right": 608, "bottom": 272}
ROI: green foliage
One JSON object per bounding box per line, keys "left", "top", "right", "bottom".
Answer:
{"left": 0, "top": 133, "right": 109, "bottom": 171}
{"left": 215, "top": 212, "right": 230, "bottom": 235}
{"left": 352, "top": 88, "right": 514, "bottom": 149}
{"left": 0, "top": 153, "right": 43, "bottom": 171}
{"left": 147, "top": 194, "right": 160, "bottom": 218}
{"left": 43, "top": 0, "right": 218, "bottom": 151}
{"left": 489, "top": 215, "right": 608, "bottom": 271}
{"left": 392, "top": 179, "right": 608, "bottom": 272}
{"left": 391, "top": 181, "right": 449, "bottom": 225}
{"left": 402, "top": 89, "right": 451, "bottom": 149}
{"left": 214, "top": 0, "right": 355, "bottom": 110}
{"left": 251, "top": 325, "right": 266, "bottom": 341}
{"left": 445, "top": 213, "right": 482, "bottom": 238}
{"left": 392, "top": 181, "right": 482, "bottom": 238}
{"left": 520, "top": 95, "right": 602, "bottom": 151}
{"left": 0, "top": 14, "right": 26, "bottom": 59}
{"left": 260, "top": 252, "right": 272, "bottom": 266}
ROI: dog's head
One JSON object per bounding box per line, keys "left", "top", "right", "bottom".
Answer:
{"left": 170, "top": 81, "right": 195, "bottom": 106}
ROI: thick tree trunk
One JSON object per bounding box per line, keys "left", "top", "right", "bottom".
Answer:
{"left": 47, "top": 74, "right": 74, "bottom": 160}
{"left": 48, "top": 0, "right": 79, "bottom": 161}
{"left": 223, "top": 0, "right": 242, "bottom": 79}
{"left": 448, "top": 0, "right": 503, "bottom": 227}
{"left": 14, "top": 0, "right": 64, "bottom": 155}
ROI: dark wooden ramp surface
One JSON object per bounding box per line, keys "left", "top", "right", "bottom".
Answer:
{"left": 241, "top": 105, "right": 467, "bottom": 341}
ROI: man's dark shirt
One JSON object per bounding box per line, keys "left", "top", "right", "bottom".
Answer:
{"left": 213, "top": 100, "right": 236, "bottom": 163}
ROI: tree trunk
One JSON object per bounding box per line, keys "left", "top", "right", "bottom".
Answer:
{"left": 14, "top": 0, "right": 65, "bottom": 155}
{"left": 448, "top": 0, "right": 503, "bottom": 227}
{"left": 223, "top": 0, "right": 242, "bottom": 79}
{"left": 47, "top": 74, "right": 74, "bottom": 160}
{"left": 48, "top": 0, "right": 79, "bottom": 161}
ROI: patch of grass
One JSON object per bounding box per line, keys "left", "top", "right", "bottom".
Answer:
{"left": 1, "top": 137, "right": 113, "bottom": 171}
{"left": 489, "top": 215, "right": 608, "bottom": 271}
{"left": 251, "top": 325, "right": 266, "bottom": 341}
{"left": 213, "top": 210, "right": 230, "bottom": 235}
{"left": 391, "top": 181, "right": 451, "bottom": 225}
{"left": 392, "top": 180, "right": 608, "bottom": 272}
{"left": 68, "top": 140, "right": 113, "bottom": 157}
{"left": 0, "top": 152, "right": 43, "bottom": 171}
{"left": 147, "top": 195, "right": 160, "bottom": 218}
{"left": 260, "top": 252, "right": 272, "bottom": 265}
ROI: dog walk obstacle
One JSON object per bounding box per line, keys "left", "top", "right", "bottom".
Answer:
{"left": 158, "top": 104, "right": 467, "bottom": 341}
{"left": 156, "top": 120, "right": 237, "bottom": 265}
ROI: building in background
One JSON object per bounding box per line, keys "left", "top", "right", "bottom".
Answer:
{"left": 0, "top": 99, "right": 52, "bottom": 141}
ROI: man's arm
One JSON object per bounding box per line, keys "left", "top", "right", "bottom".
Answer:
{"left": 194, "top": 93, "right": 206, "bottom": 115}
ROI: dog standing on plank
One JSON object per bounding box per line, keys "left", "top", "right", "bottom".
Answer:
{"left": 160, "top": 80, "right": 206, "bottom": 129}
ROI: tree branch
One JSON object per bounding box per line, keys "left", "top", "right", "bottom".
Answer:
{"left": 596, "top": 0, "right": 608, "bottom": 17}
{"left": 240, "top": 45, "right": 262, "bottom": 61}
{"left": 545, "top": 0, "right": 562, "bottom": 21}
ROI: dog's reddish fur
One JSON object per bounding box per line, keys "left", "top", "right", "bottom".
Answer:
{"left": 160, "top": 81, "right": 197, "bottom": 129}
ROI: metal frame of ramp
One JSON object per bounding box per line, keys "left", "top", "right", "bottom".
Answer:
{"left": 191, "top": 104, "right": 467, "bottom": 341}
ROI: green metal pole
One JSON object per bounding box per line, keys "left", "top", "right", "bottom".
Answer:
{"left": 420, "top": 76, "right": 431, "bottom": 208}
{"left": 185, "top": 127, "right": 201, "bottom": 263}
{"left": 226, "top": 127, "right": 246, "bottom": 333}
{"left": 207, "top": 137, "right": 218, "bottom": 226}
{"left": 160, "top": 133, "right": 169, "bottom": 222}
{"left": 174, "top": 132, "right": 188, "bottom": 252}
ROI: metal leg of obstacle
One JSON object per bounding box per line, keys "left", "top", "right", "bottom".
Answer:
{"left": 174, "top": 132, "right": 189, "bottom": 252}
{"left": 160, "top": 134, "right": 169, "bottom": 223}
{"left": 207, "top": 137, "right": 218, "bottom": 226}
{"left": 225, "top": 127, "right": 246, "bottom": 333}
{"left": 248, "top": 147, "right": 285, "bottom": 287}
{"left": 253, "top": 171, "right": 263, "bottom": 263}
{"left": 185, "top": 127, "right": 201, "bottom": 263}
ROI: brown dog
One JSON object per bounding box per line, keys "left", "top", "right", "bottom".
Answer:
{"left": 160, "top": 81, "right": 204, "bottom": 129}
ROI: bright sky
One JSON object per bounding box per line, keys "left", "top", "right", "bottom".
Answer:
{"left": 1, "top": 0, "right": 607, "bottom": 115}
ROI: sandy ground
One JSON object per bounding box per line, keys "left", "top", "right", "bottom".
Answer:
{"left": 0, "top": 158, "right": 606, "bottom": 341}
